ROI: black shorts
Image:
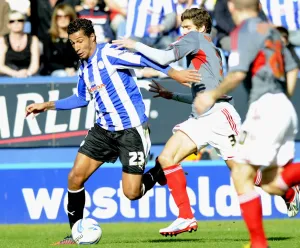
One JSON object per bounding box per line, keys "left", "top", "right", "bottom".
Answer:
{"left": 78, "top": 123, "right": 151, "bottom": 175}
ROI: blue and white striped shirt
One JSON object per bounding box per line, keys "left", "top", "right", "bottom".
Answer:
{"left": 76, "top": 43, "right": 170, "bottom": 131}
{"left": 125, "top": 0, "right": 176, "bottom": 38}
{"left": 260, "top": 0, "right": 300, "bottom": 31}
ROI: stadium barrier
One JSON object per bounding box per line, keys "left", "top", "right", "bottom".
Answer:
{"left": 0, "top": 161, "right": 293, "bottom": 224}
{"left": 0, "top": 76, "right": 300, "bottom": 147}
{"left": 0, "top": 146, "right": 299, "bottom": 224}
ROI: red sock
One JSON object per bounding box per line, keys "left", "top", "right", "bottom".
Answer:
{"left": 164, "top": 164, "right": 193, "bottom": 219}
{"left": 282, "top": 187, "right": 296, "bottom": 203}
{"left": 280, "top": 162, "right": 300, "bottom": 189}
{"left": 239, "top": 191, "right": 268, "bottom": 248}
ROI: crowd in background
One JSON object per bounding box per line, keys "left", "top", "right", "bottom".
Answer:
{"left": 0, "top": 0, "right": 299, "bottom": 78}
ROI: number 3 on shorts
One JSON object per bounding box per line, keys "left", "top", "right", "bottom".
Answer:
{"left": 129, "top": 151, "right": 145, "bottom": 166}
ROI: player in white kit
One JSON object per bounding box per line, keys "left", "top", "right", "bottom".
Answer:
{"left": 194, "top": 0, "right": 299, "bottom": 247}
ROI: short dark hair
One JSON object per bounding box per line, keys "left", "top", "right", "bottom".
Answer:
{"left": 181, "top": 8, "right": 212, "bottom": 34}
{"left": 276, "top": 26, "right": 289, "bottom": 38}
{"left": 67, "top": 18, "right": 95, "bottom": 37}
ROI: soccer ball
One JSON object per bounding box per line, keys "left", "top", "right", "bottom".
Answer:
{"left": 72, "top": 218, "right": 102, "bottom": 245}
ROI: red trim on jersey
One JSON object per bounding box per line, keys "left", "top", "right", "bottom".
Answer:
{"left": 191, "top": 50, "right": 207, "bottom": 70}
{"left": 230, "top": 21, "right": 246, "bottom": 51}
{"left": 221, "top": 108, "right": 239, "bottom": 135}
{"left": 251, "top": 51, "right": 266, "bottom": 77}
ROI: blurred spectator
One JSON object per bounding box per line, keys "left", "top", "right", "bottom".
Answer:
{"left": 213, "top": 0, "right": 235, "bottom": 51}
{"left": 77, "top": 0, "right": 114, "bottom": 43}
{"left": 125, "top": 0, "right": 177, "bottom": 49}
{"left": 0, "top": 0, "right": 10, "bottom": 36}
{"left": 0, "top": 11, "right": 39, "bottom": 77}
{"left": 104, "top": 0, "right": 127, "bottom": 38}
{"left": 260, "top": 0, "right": 300, "bottom": 46}
{"left": 29, "top": 0, "right": 80, "bottom": 40}
{"left": 7, "top": 0, "right": 31, "bottom": 33}
{"left": 276, "top": 26, "right": 300, "bottom": 69}
{"left": 214, "top": 0, "right": 267, "bottom": 52}
{"left": 41, "top": 4, "right": 79, "bottom": 76}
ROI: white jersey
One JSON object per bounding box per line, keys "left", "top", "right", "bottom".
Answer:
{"left": 76, "top": 43, "right": 170, "bottom": 131}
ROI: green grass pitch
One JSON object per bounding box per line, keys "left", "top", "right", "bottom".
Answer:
{"left": 1, "top": 220, "right": 300, "bottom": 248}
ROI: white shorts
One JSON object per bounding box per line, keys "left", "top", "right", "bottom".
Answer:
{"left": 234, "top": 93, "right": 298, "bottom": 167}
{"left": 173, "top": 102, "right": 241, "bottom": 160}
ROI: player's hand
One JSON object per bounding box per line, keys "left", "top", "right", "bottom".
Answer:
{"left": 149, "top": 80, "right": 173, "bottom": 99}
{"left": 168, "top": 68, "right": 201, "bottom": 87}
{"left": 112, "top": 37, "right": 137, "bottom": 50}
{"left": 194, "top": 91, "right": 216, "bottom": 115}
{"left": 25, "top": 102, "right": 49, "bottom": 118}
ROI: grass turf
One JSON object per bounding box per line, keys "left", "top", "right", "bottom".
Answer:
{"left": 1, "top": 220, "right": 300, "bottom": 248}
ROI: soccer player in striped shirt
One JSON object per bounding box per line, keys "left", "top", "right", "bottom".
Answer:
{"left": 25, "top": 18, "right": 200, "bottom": 245}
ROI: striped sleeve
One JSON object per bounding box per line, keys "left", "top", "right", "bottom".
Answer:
{"left": 75, "top": 68, "right": 92, "bottom": 101}
{"left": 106, "top": 46, "right": 171, "bottom": 75}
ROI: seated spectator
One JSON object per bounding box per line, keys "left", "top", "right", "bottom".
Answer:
{"left": 41, "top": 3, "right": 79, "bottom": 77}
{"left": 77, "top": 0, "right": 114, "bottom": 43}
{"left": 0, "top": 0, "right": 10, "bottom": 36}
{"left": 0, "top": 11, "right": 39, "bottom": 77}
{"left": 260, "top": 0, "right": 300, "bottom": 47}
{"left": 125, "top": 0, "right": 177, "bottom": 49}
{"left": 276, "top": 26, "right": 300, "bottom": 69}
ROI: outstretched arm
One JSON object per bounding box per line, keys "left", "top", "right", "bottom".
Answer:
{"left": 107, "top": 47, "right": 200, "bottom": 85}
{"left": 106, "top": 46, "right": 172, "bottom": 74}
{"left": 112, "top": 38, "right": 176, "bottom": 65}
{"left": 172, "top": 92, "right": 193, "bottom": 104}
{"left": 55, "top": 94, "right": 89, "bottom": 110}
{"left": 150, "top": 80, "right": 193, "bottom": 104}
{"left": 25, "top": 94, "right": 89, "bottom": 117}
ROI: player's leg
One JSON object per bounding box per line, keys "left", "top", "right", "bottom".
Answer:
{"left": 254, "top": 165, "right": 300, "bottom": 217}
{"left": 158, "top": 118, "right": 209, "bottom": 236}
{"left": 53, "top": 124, "right": 118, "bottom": 245}
{"left": 158, "top": 130, "right": 199, "bottom": 236}
{"left": 216, "top": 102, "right": 300, "bottom": 218}
{"left": 67, "top": 153, "right": 103, "bottom": 228}
{"left": 233, "top": 93, "right": 298, "bottom": 247}
{"left": 231, "top": 162, "right": 268, "bottom": 248}
{"left": 118, "top": 123, "right": 155, "bottom": 200}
